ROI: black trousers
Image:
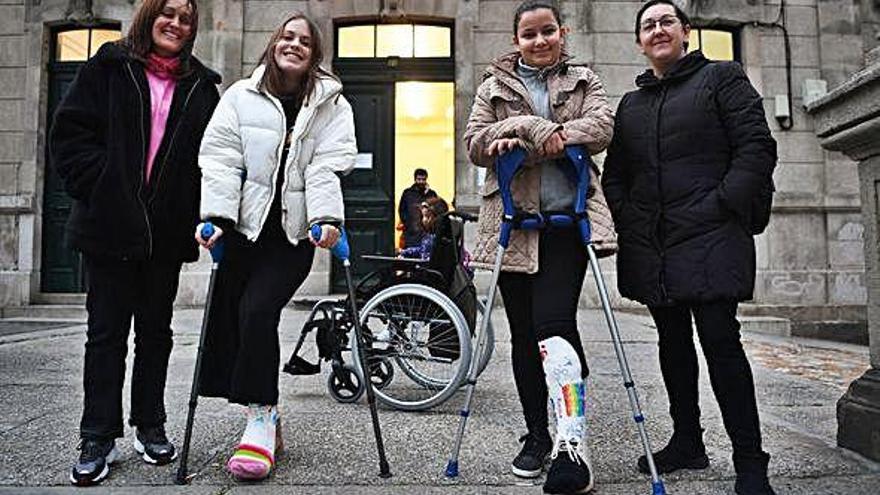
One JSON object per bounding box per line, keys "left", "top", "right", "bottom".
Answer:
{"left": 649, "top": 301, "right": 768, "bottom": 469}
{"left": 498, "top": 229, "right": 589, "bottom": 439}
{"left": 80, "top": 256, "right": 182, "bottom": 441}
{"left": 228, "top": 226, "right": 315, "bottom": 406}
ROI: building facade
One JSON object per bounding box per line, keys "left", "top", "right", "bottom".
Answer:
{"left": 2, "top": 0, "right": 879, "bottom": 329}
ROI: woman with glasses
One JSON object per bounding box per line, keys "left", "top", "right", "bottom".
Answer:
{"left": 465, "top": 1, "right": 616, "bottom": 493}
{"left": 602, "top": 1, "right": 777, "bottom": 494}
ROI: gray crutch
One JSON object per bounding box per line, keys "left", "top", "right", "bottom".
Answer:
{"left": 445, "top": 146, "right": 528, "bottom": 477}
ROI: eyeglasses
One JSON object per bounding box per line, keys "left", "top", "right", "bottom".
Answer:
{"left": 640, "top": 15, "right": 680, "bottom": 34}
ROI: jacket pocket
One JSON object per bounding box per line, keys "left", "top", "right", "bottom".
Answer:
{"left": 748, "top": 178, "right": 775, "bottom": 235}
{"left": 298, "top": 138, "right": 316, "bottom": 168}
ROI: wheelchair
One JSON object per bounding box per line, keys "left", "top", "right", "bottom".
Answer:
{"left": 283, "top": 210, "right": 495, "bottom": 411}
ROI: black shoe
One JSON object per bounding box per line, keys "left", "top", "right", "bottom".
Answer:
{"left": 133, "top": 425, "right": 177, "bottom": 465}
{"left": 637, "top": 439, "right": 709, "bottom": 475}
{"left": 735, "top": 471, "right": 777, "bottom": 495}
{"left": 543, "top": 441, "right": 594, "bottom": 494}
{"left": 734, "top": 452, "right": 775, "bottom": 495}
{"left": 511, "top": 432, "right": 552, "bottom": 478}
{"left": 69, "top": 438, "right": 119, "bottom": 486}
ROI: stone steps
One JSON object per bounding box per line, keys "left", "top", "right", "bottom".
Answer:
{"left": 0, "top": 304, "right": 87, "bottom": 321}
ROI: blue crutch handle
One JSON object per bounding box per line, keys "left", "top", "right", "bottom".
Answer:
{"left": 495, "top": 146, "right": 527, "bottom": 249}
{"left": 310, "top": 224, "right": 350, "bottom": 261}
{"left": 563, "top": 145, "right": 593, "bottom": 246}
{"left": 200, "top": 222, "right": 224, "bottom": 263}
{"left": 494, "top": 145, "right": 594, "bottom": 246}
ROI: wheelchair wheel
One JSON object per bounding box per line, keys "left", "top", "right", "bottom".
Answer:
{"left": 327, "top": 364, "right": 364, "bottom": 403}
{"left": 351, "top": 284, "right": 471, "bottom": 411}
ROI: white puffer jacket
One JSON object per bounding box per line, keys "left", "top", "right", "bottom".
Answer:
{"left": 199, "top": 66, "right": 356, "bottom": 244}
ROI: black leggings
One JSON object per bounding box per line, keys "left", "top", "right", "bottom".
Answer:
{"left": 498, "top": 228, "right": 589, "bottom": 439}
{"left": 228, "top": 223, "right": 315, "bottom": 406}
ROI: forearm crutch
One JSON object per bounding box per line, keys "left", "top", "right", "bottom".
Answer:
{"left": 445, "top": 147, "right": 529, "bottom": 477}
{"left": 176, "top": 223, "right": 224, "bottom": 485}
{"left": 311, "top": 225, "right": 392, "bottom": 478}
{"left": 566, "top": 147, "right": 667, "bottom": 495}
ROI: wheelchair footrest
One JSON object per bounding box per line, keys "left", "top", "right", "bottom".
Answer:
{"left": 283, "top": 355, "right": 321, "bottom": 376}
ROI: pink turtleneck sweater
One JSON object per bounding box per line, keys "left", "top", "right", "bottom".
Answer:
{"left": 143, "top": 54, "right": 179, "bottom": 184}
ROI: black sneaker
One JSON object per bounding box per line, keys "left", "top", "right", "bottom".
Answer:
{"left": 511, "top": 432, "right": 552, "bottom": 478}
{"left": 637, "top": 439, "right": 709, "bottom": 475}
{"left": 69, "top": 438, "right": 119, "bottom": 486}
{"left": 133, "top": 425, "right": 177, "bottom": 465}
{"left": 735, "top": 472, "right": 777, "bottom": 495}
{"left": 543, "top": 441, "right": 594, "bottom": 494}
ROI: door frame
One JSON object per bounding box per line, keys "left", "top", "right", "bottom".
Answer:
{"left": 331, "top": 20, "right": 455, "bottom": 291}
{"left": 41, "top": 22, "right": 123, "bottom": 293}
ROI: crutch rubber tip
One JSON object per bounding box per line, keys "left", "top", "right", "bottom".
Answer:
{"left": 379, "top": 465, "right": 392, "bottom": 479}
{"left": 174, "top": 473, "right": 188, "bottom": 486}
{"left": 652, "top": 480, "right": 667, "bottom": 495}
{"left": 445, "top": 460, "right": 459, "bottom": 478}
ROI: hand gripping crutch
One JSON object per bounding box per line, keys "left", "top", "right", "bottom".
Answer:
{"left": 176, "top": 223, "right": 224, "bottom": 485}
{"left": 311, "top": 225, "right": 392, "bottom": 478}
{"left": 565, "top": 147, "right": 666, "bottom": 495}
{"left": 445, "top": 147, "right": 529, "bottom": 477}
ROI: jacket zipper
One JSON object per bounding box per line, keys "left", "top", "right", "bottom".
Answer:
{"left": 655, "top": 85, "right": 669, "bottom": 302}
{"left": 126, "top": 62, "right": 153, "bottom": 259}
{"left": 254, "top": 91, "right": 331, "bottom": 240}
{"left": 148, "top": 77, "right": 203, "bottom": 206}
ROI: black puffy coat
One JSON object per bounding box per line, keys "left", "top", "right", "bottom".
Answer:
{"left": 602, "top": 51, "right": 776, "bottom": 306}
{"left": 49, "top": 43, "right": 220, "bottom": 262}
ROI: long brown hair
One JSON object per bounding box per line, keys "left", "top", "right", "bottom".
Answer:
{"left": 121, "top": 0, "right": 199, "bottom": 75}
{"left": 421, "top": 196, "right": 449, "bottom": 233}
{"left": 258, "top": 12, "right": 337, "bottom": 104}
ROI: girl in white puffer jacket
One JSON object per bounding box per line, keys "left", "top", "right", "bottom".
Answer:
{"left": 194, "top": 11, "right": 355, "bottom": 481}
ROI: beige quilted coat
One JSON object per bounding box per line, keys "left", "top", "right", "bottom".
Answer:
{"left": 464, "top": 52, "right": 617, "bottom": 274}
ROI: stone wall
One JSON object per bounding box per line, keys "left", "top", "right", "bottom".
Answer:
{"left": 1, "top": 0, "right": 37, "bottom": 308}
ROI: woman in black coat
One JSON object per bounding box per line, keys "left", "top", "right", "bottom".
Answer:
{"left": 49, "top": 0, "right": 219, "bottom": 486}
{"left": 601, "top": 2, "right": 777, "bottom": 495}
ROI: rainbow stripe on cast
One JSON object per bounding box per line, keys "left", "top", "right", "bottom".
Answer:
{"left": 562, "top": 382, "right": 586, "bottom": 417}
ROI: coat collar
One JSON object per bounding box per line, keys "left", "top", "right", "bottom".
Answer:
{"left": 93, "top": 42, "right": 221, "bottom": 84}
{"left": 245, "top": 65, "right": 343, "bottom": 108}
{"left": 485, "top": 51, "right": 592, "bottom": 94}
{"left": 485, "top": 51, "right": 573, "bottom": 83}
{"left": 635, "top": 50, "right": 709, "bottom": 88}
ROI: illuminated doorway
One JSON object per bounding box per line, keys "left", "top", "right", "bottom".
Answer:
{"left": 394, "top": 81, "right": 455, "bottom": 235}
{"left": 333, "top": 21, "right": 454, "bottom": 291}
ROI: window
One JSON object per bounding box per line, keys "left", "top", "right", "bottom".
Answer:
{"left": 688, "top": 28, "right": 736, "bottom": 61}
{"left": 55, "top": 27, "right": 122, "bottom": 62}
{"left": 337, "top": 23, "right": 451, "bottom": 58}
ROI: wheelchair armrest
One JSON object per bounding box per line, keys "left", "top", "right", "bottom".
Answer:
{"left": 360, "top": 254, "right": 428, "bottom": 269}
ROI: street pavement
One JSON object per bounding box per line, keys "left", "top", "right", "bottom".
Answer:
{"left": 1, "top": 306, "right": 879, "bottom": 494}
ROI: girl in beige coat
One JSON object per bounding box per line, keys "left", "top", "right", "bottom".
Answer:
{"left": 463, "top": 2, "right": 615, "bottom": 493}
